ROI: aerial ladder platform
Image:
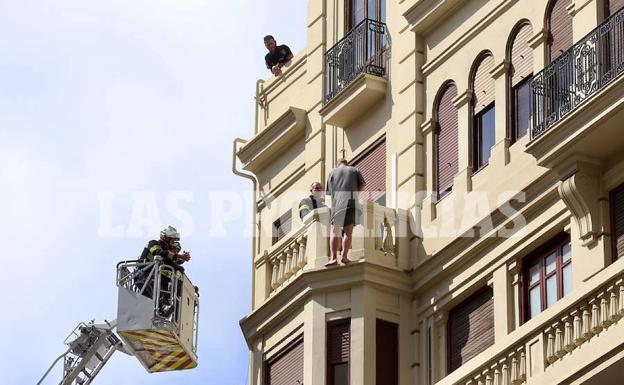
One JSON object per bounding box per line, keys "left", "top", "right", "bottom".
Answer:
{"left": 38, "top": 257, "right": 199, "bottom": 384}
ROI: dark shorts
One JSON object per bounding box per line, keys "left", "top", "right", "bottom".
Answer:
{"left": 332, "top": 206, "right": 357, "bottom": 227}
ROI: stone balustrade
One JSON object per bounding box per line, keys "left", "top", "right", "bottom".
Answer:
{"left": 442, "top": 266, "right": 624, "bottom": 385}
{"left": 463, "top": 347, "right": 526, "bottom": 385}
{"left": 259, "top": 202, "right": 409, "bottom": 299}
{"left": 542, "top": 277, "right": 624, "bottom": 368}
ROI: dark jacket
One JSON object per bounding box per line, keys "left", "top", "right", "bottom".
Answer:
{"left": 140, "top": 240, "right": 185, "bottom": 270}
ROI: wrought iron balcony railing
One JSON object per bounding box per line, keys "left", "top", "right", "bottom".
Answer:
{"left": 531, "top": 8, "right": 624, "bottom": 139}
{"left": 324, "top": 19, "right": 388, "bottom": 104}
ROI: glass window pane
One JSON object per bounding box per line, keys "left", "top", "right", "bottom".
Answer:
{"left": 514, "top": 81, "right": 531, "bottom": 139}
{"left": 368, "top": 0, "right": 376, "bottom": 20}
{"left": 380, "top": 0, "right": 386, "bottom": 23}
{"left": 530, "top": 286, "right": 541, "bottom": 318}
{"left": 563, "top": 264, "right": 572, "bottom": 296}
{"left": 545, "top": 252, "right": 557, "bottom": 274}
{"left": 334, "top": 363, "right": 349, "bottom": 385}
{"left": 479, "top": 106, "right": 496, "bottom": 167}
{"left": 355, "top": 0, "right": 365, "bottom": 24}
{"left": 562, "top": 242, "right": 571, "bottom": 263}
{"left": 529, "top": 263, "right": 540, "bottom": 285}
{"left": 546, "top": 276, "right": 558, "bottom": 308}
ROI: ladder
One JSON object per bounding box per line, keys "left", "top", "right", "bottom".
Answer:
{"left": 37, "top": 320, "right": 130, "bottom": 385}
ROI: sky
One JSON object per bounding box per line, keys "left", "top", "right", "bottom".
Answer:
{"left": 0, "top": 1, "right": 306, "bottom": 384}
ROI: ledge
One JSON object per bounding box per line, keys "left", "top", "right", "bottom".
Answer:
{"left": 320, "top": 73, "right": 387, "bottom": 127}
{"left": 403, "top": 0, "right": 464, "bottom": 34}
{"left": 237, "top": 107, "right": 307, "bottom": 173}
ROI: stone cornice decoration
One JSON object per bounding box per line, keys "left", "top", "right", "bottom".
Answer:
{"left": 557, "top": 159, "right": 602, "bottom": 247}
{"left": 490, "top": 59, "right": 510, "bottom": 80}
{"left": 528, "top": 28, "right": 548, "bottom": 49}
{"left": 237, "top": 107, "right": 307, "bottom": 173}
{"left": 403, "top": 0, "right": 464, "bottom": 34}
{"left": 421, "top": 118, "right": 436, "bottom": 135}
{"left": 453, "top": 89, "right": 473, "bottom": 109}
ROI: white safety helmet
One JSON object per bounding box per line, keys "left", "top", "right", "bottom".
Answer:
{"left": 160, "top": 225, "right": 180, "bottom": 241}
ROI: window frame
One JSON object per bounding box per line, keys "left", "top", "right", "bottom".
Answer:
{"left": 521, "top": 233, "right": 572, "bottom": 323}
{"left": 327, "top": 319, "right": 351, "bottom": 385}
{"left": 263, "top": 335, "right": 304, "bottom": 385}
{"left": 610, "top": 182, "right": 624, "bottom": 261}
{"left": 472, "top": 102, "right": 496, "bottom": 172}
{"left": 345, "top": 0, "right": 386, "bottom": 31}
{"left": 272, "top": 210, "right": 292, "bottom": 245}
{"left": 511, "top": 75, "right": 533, "bottom": 142}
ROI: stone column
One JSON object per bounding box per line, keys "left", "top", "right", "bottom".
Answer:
{"left": 493, "top": 263, "right": 514, "bottom": 340}
{"left": 489, "top": 60, "right": 511, "bottom": 169}
{"left": 307, "top": 207, "right": 332, "bottom": 268}
{"left": 304, "top": 294, "right": 327, "bottom": 385}
{"left": 350, "top": 285, "right": 376, "bottom": 385}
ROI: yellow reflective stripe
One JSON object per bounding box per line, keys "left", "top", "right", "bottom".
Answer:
{"left": 149, "top": 245, "right": 163, "bottom": 253}
{"left": 299, "top": 204, "right": 312, "bottom": 211}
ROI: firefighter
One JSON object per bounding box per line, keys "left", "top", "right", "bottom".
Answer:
{"left": 136, "top": 226, "right": 191, "bottom": 317}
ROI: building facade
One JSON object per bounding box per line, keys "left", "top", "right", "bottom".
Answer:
{"left": 233, "top": 1, "right": 624, "bottom": 384}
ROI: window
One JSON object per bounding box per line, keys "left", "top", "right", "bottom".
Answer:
{"left": 512, "top": 78, "right": 532, "bottom": 140}
{"left": 473, "top": 104, "right": 496, "bottom": 170}
{"left": 508, "top": 21, "right": 533, "bottom": 141}
{"left": 376, "top": 320, "right": 398, "bottom": 385}
{"left": 611, "top": 184, "right": 624, "bottom": 260}
{"left": 264, "top": 336, "right": 304, "bottom": 385}
{"left": 434, "top": 83, "right": 459, "bottom": 199}
{"left": 272, "top": 211, "right": 292, "bottom": 245}
{"left": 346, "top": 0, "right": 386, "bottom": 31}
{"left": 547, "top": 0, "right": 573, "bottom": 63}
{"left": 470, "top": 53, "right": 495, "bottom": 171}
{"left": 327, "top": 319, "right": 350, "bottom": 385}
{"left": 523, "top": 234, "right": 572, "bottom": 321}
{"left": 447, "top": 287, "right": 494, "bottom": 372}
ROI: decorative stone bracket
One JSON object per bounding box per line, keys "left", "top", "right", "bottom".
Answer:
{"left": 556, "top": 160, "right": 602, "bottom": 247}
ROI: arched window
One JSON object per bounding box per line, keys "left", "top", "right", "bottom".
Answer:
{"left": 470, "top": 53, "right": 495, "bottom": 171}
{"left": 434, "top": 83, "right": 458, "bottom": 199}
{"left": 508, "top": 21, "right": 534, "bottom": 140}
{"left": 547, "top": 0, "right": 573, "bottom": 63}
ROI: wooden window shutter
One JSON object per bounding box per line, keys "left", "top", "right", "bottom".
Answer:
{"left": 327, "top": 319, "right": 350, "bottom": 385}
{"left": 266, "top": 337, "right": 304, "bottom": 385}
{"left": 609, "top": 0, "right": 624, "bottom": 15}
{"left": 376, "top": 319, "right": 398, "bottom": 385}
{"left": 612, "top": 185, "right": 624, "bottom": 260}
{"left": 448, "top": 287, "right": 494, "bottom": 372}
{"left": 472, "top": 55, "right": 495, "bottom": 114}
{"left": 510, "top": 23, "right": 534, "bottom": 86}
{"left": 436, "top": 84, "right": 459, "bottom": 198}
{"left": 548, "top": 0, "right": 573, "bottom": 62}
{"left": 351, "top": 138, "right": 386, "bottom": 203}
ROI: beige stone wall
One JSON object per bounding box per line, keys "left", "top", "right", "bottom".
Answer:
{"left": 236, "top": 0, "right": 624, "bottom": 384}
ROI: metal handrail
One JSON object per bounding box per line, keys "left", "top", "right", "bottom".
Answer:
{"left": 324, "top": 18, "right": 388, "bottom": 103}
{"left": 531, "top": 7, "right": 624, "bottom": 139}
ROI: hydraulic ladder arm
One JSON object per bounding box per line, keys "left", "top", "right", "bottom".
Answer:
{"left": 37, "top": 319, "right": 131, "bottom": 385}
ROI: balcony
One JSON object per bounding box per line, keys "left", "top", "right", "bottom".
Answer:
{"left": 255, "top": 201, "right": 410, "bottom": 303}
{"left": 528, "top": 8, "right": 624, "bottom": 167}
{"left": 320, "top": 19, "right": 389, "bottom": 127}
{"left": 436, "top": 258, "right": 624, "bottom": 385}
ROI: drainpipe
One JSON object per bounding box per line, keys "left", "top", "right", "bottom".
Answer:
{"left": 232, "top": 138, "right": 261, "bottom": 310}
